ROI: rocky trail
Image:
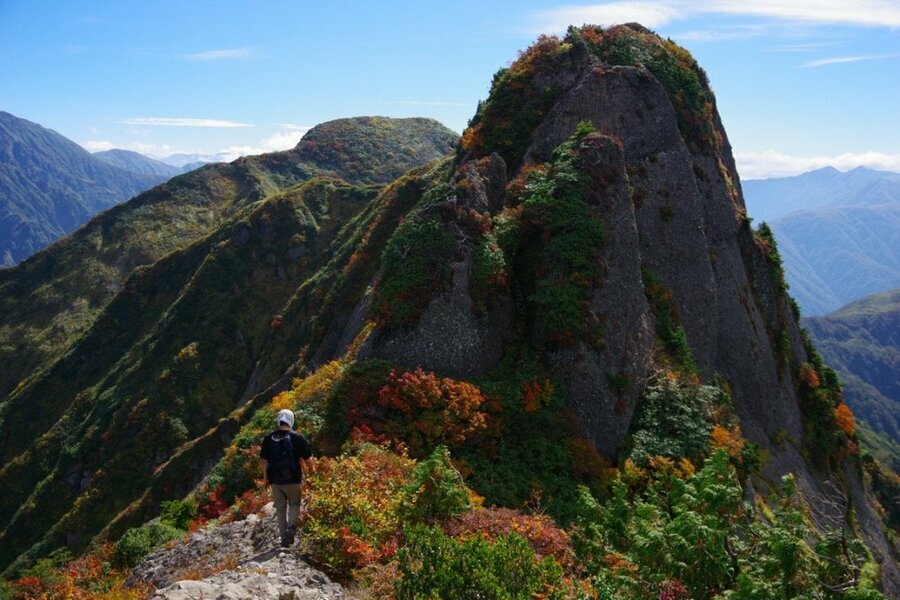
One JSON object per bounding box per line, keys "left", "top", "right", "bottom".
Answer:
{"left": 131, "top": 504, "right": 346, "bottom": 600}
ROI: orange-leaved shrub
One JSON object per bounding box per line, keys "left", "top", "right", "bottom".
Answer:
{"left": 348, "top": 367, "right": 489, "bottom": 457}
{"left": 832, "top": 403, "right": 856, "bottom": 438}
{"left": 6, "top": 544, "right": 150, "bottom": 600}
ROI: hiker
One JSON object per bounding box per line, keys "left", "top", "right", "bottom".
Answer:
{"left": 260, "top": 408, "right": 313, "bottom": 547}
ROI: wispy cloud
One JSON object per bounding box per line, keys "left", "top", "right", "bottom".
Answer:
{"left": 276, "top": 123, "right": 313, "bottom": 131}
{"left": 735, "top": 149, "right": 900, "bottom": 179}
{"left": 389, "top": 100, "right": 471, "bottom": 107}
{"left": 769, "top": 41, "right": 834, "bottom": 53}
{"left": 677, "top": 26, "right": 764, "bottom": 41}
{"left": 802, "top": 53, "right": 897, "bottom": 67}
{"left": 529, "top": 1, "right": 900, "bottom": 34}
{"left": 532, "top": 2, "right": 679, "bottom": 32}
{"left": 182, "top": 47, "right": 260, "bottom": 61}
{"left": 711, "top": 0, "right": 900, "bottom": 28}
{"left": 117, "top": 117, "right": 254, "bottom": 128}
{"left": 82, "top": 140, "right": 114, "bottom": 152}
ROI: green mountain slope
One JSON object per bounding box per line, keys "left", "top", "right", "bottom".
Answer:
{"left": 0, "top": 111, "right": 167, "bottom": 266}
{"left": 804, "top": 289, "right": 900, "bottom": 445}
{"left": 0, "top": 117, "right": 457, "bottom": 400}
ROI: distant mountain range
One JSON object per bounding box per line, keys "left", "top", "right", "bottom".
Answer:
{"left": 804, "top": 289, "right": 900, "bottom": 467}
{"left": 743, "top": 166, "right": 900, "bottom": 222}
{"left": 0, "top": 111, "right": 169, "bottom": 266}
{"left": 92, "top": 149, "right": 182, "bottom": 178}
{"left": 743, "top": 167, "right": 900, "bottom": 316}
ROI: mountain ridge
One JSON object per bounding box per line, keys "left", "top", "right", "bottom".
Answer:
{"left": 92, "top": 148, "right": 182, "bottom": 178}
{"left": 0, "top": 110, "right": 169, "bottom": 266}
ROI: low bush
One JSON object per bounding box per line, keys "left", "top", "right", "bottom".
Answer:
{"left": 114, "top": 521, "right": 184, "bottom": 567}
{"left": 394, "top": 525, "right": 570, "bottom": 599}
{"left": 398, "top": 446, "right": 470, "bottom": 524}
{"left": 303, "top": 444, "right": 415, "bottom": 576}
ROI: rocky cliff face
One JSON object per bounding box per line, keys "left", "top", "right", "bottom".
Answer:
{"left": 351, "top": 24, "right": 896, "bottom": 590}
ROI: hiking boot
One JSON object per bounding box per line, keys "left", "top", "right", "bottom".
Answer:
{"left": 281, "top": 525, "right": 296, "bottom": 547}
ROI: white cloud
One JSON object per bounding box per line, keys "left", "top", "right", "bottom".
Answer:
{"left": 117, "top": 117, "right": 253, "bottom": 128}
{"left": 532, "top": 2, "right": 680, "bottom": 32}
{"left": 802, "top": 53, "right": 898, "bottom": 67}
{"left": 213, "top": 145, "right": 265, "bottom": 161}
{"left": 124, "top": 142, "right": 176, "bottom": 157}
{"left": 530, "top": 1, "right": 900, "bottom": 34}
{"left": 710, "top": 0, "right": 900, "bottom": 28}
{"left": 82, "top": 140, "right": 114, "bottom": 152}
{"left": 735, "top": 150, "right": 900, "bottom": 179}
{"left": 260, "top": 130, "right": 305, "bottom": 152}
{"left": 768, "top": 41, "right": 834, "bottom": 52}
{"left": 182, "top": 47, "right": 259, "bottom": 61}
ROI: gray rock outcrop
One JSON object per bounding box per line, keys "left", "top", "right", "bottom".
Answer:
{"left": 151, "top": 552, "right": 344, "bottom": 600}
{"left": 131, "top": 503, "right": 346, "bottom": 599}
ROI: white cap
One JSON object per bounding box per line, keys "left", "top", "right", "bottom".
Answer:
{"left": 276, "top": 409, "right": 294, "bottom": 429}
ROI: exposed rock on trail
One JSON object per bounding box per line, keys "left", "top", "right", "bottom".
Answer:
{"left": 150, "top": 552, "right": 345, "bottom": 600}
{"left": 131, "top": 504, "right": 345, "bottom": 599}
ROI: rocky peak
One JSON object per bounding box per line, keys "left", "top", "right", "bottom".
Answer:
{"left": 355, "top": 26, "right": 897, "bottom": 589}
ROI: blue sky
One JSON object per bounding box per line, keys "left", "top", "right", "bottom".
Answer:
{"left": 1, "top": 1, "right": 898, "bottom": 178}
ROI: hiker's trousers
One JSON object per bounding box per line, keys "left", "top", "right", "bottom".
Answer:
{"left": 271, "top": 483, "right": 301, "bottom": 537}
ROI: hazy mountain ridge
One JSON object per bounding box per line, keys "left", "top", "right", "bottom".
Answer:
{"left": 743, "top": 166, "right": 900, "bottom": 223}
{"left": 742, "top": 167, "right": 900, "bottom": 316}
{"left": 0, "top": 111, "right": 168, "bottom": 266}
{"left": 92, "top": 148, "right": 182, "bottom": 178}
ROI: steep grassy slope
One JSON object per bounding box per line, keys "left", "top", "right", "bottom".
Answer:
{"left": 0, "top": 111, "right": 166, "bottom": 266}
{"left": 804, "top": 289, "right": 900, "bottom": 444}
{"left": 0, "top": 117, "right": 456, "bottom": 400}
{"left": 0, "top": 164, "right": 445, "bottom": 572}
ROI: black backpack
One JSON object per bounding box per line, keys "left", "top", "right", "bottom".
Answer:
{"left": 268, "top": 431, "right": 299, "bottom": 484}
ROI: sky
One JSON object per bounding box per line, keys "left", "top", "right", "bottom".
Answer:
{"left": 1, "top": 0, "right": 898, "bottom": 179}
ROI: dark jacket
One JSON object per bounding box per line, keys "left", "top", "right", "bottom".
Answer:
{"left": 260, "top": 429, "right": 312, "bottom": 484}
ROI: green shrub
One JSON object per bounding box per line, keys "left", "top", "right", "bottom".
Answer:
{"left": 629, "top": 377, "right": 727, "bottom": 464}
{"left": 159, "top": 498, "right": 198, "bottom": 530}
{"left": 573, "top": 453, "right": 882, "bottom": 599}
{"left": 114, "top": 521, "right": 184, "bottom": 567}
{"left": 522, "top": 124, "right": 604, "bottom": 347}
{"left": 641, "top": 268, "right": 696, "bottom": 374}
{"left": 395, "top": 525, "right": 567, "bottom": 599}
{"left": 399, "top": 446, "right": 470, "bottom": 523}
{"left": 372, "top": 215, "right": 455, "bottom": 328}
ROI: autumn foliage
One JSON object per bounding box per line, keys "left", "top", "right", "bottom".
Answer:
{"left": 303, "top": 444, "right": 415, "bottom": 576}
{"left": 798, "top": 363, "right": 821, "bottom": 389}
{"left": 833, "top": 403, "right": 856, "bottom": 438}
{"left": 444, "top": 507, "right": 575, "bottom": 569}
{"left": 347, "top": 368, "right": 489, "bottom": 457}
